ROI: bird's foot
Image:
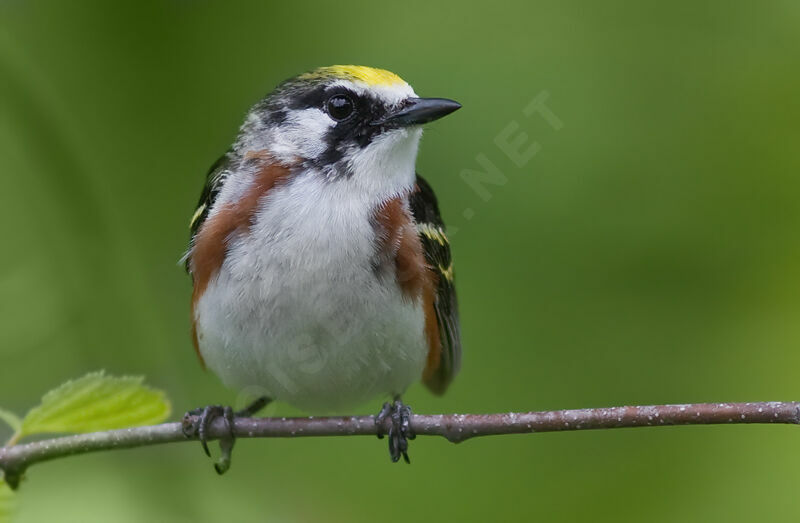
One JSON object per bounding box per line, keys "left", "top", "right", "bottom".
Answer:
{"left": 182, "top": 396, "right": 271, "bottom": 475}
{"left": 375, "top": 398, "right": 415, "bottom": 463}
{"left": 182, "top": 404, "right": 235, "bottom": 474}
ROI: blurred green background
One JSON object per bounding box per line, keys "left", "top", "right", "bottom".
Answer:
{"left": 2, "top": 1, "right": 800, "bottom": 521}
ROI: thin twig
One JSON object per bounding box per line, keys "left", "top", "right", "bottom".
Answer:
{"left": 1, "top": 401, "right": 798, "bottom": 489}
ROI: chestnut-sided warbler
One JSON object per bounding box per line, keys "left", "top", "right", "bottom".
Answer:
{"left": 183, "top": 65, "right": 461, "bottom": 469}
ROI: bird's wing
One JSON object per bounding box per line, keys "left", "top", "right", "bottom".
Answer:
{"left": 409, "top": 174, "right": 462, "bottom": 394}
{"left": 186, "top": 150, "right": 234, "bottom": 272}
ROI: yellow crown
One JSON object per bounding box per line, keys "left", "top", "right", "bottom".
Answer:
{"left": 300, "top": 65, "right": 406, "bottom": 87}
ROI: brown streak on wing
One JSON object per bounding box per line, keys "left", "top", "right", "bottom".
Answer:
{"left": 420, "top": 271, "right": 442, "bottom": 385}
{"left": 372, "top": 195, "right": 442, "bottom": 382}
{"left": 188, "top": 154, "right": 291, "bottom": 364}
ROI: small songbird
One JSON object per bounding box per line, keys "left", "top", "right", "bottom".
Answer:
{"left": 183, "top": 65, "right": 461, "bottom": 470}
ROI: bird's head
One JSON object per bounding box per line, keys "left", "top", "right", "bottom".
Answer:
{"left": 235, "top": 65, "right": 461, "bottom": 185}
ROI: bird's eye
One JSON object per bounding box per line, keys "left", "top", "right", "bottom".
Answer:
{"left": 326, "top": 94, "right": 354, "bottom": 121}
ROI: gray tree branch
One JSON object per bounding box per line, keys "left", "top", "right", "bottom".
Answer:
{"left": 1, "top": 401, "right": 798, "bottom": 489}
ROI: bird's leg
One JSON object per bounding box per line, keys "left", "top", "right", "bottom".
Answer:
{"left": 182, "top": 396, "right": 271, "bottom": 474}
{"left": 375, "top": 396, "right": 415, "bottom": 463}
{"left": 236, "top": 395, "right": 272, "bottom": 417}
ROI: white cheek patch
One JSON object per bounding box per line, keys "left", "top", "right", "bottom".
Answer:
{"left": 270, "top": 108, "right": 333, "bottom": 161}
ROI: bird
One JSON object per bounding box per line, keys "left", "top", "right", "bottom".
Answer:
{"left": 183, "top": 65, "right": 461, "bottom": 471}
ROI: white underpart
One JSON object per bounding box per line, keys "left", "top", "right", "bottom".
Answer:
{"left": 194, "top": 121, "right": 427, "bottom": 412}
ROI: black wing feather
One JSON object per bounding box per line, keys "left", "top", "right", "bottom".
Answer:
{"left": 409, "top": 174, "right": 462, "bottom": 394}
{"left": 185, "top": 150, "right": 235, "bottom": 272}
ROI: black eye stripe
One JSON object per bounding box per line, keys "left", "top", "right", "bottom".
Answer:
{"left": 286, "top": 84, "right": 390, "bottom": 123}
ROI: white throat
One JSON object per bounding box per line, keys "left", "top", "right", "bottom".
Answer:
{"left": 347, "top": 126, "right": 423, "bottom": 201}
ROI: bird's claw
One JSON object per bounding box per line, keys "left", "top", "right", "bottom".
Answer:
{"left": 182, "top": 405, "right": 235, "bottom": 473}
{"left": 375, "top": 398, "right": 414, "bottom": 463}
{"left": 181, "top": 396, "right": 271, "bottom": 475}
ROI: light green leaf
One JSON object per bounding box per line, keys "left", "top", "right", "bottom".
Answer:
{"left": 0, "top": 409, "right": 21, "bottom": 434}
{"left": 19, "top": 371, "right": 171, "bottom": 437}
{"left": 0, "top": 480, "right": 15, "bottom": 523}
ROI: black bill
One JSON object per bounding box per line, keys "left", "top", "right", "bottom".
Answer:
{"left": 374, "top": 97, "right": 461, "bottom": 127}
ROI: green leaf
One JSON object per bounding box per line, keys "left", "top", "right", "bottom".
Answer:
{"left": 0, "top": 409, "right": 21, "bottom": 434}
{"left": 19, "top": 371, "right": 171, "bottom": 437}
{"left": 0, "top": 480, "right": 15, "bottom": 523}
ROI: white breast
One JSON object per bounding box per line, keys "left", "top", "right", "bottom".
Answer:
{"left": 193, "top": 168, "right": 428, "bottom": 412}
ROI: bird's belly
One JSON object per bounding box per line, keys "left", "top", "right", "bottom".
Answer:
{"left": 194, "top": 238, "right": 428, "bottom": 412}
